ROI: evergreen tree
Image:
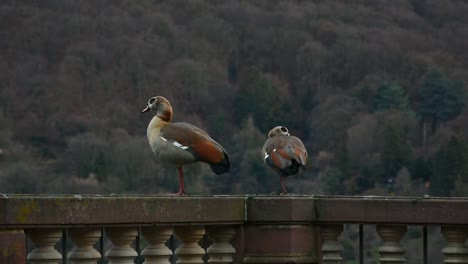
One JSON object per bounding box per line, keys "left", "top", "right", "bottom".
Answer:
{"left": 374, "top": 111, "right": 415, "bottom": 180}
{"left": 373, "top": 82, "right": 409, "bottom": 112}
{"left": 430, "top": 136, "right": 468, "bottom": 196}
{"left": 410, "top": 157, "right": 432, "bottom": 181}
{"left": 336, "top": 141, "right": 351, "bottom": 181}
{"left": 233, "top": 66, "right": 290, "bottom": 132}
{"left": 228, "top": 117, "right": 272, "bottom": 194}
{"left": 417, "top": 68, "right": 465, "bottom": 133}
{"left": 381, "top": 125, "right": 412, "bottom": 179}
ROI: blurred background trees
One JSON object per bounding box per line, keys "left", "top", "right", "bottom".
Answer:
{"left": 0, "top": 0, "right": 468, "bottom": 197}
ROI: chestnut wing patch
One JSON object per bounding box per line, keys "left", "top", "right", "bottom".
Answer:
{"left": 263, "top": 137, "right": 290, "bottom": 169}
{"left": 269, "top": 149, "right": 292, "bottom": 169}
{"left": 160, "top": 122, "right": 225, "bottom": 163}
{"left": 190, "top": 141, "right": 225, "bottom": 163}
{"left": 263, "top": 136, "right": 307, "bottom": 175}
{"left": 289, "top": 137, "right": 308, "bottom": 165}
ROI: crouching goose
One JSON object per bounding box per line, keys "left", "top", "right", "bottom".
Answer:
{"left": 142, "top": 96, "right": 230, "bottom": 195}
{"left": 262, "top": 126, "right": 308, "bottom": 194}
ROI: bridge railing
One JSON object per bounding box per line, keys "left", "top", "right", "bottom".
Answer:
{"left": 1, "top": 195, "right": 468, "bottom": 263}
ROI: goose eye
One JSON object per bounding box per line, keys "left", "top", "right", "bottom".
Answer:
{"left": 149, "top": 98, "right": 156, "bottom": 104}
{"left": 280, "top": 127, "right": 288, "bottom": 133}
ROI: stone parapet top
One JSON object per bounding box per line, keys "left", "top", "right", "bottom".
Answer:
{"left": 1, "top": 194, "right": 468, "bottom": 227}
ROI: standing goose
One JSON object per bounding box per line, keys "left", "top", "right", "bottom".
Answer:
{"left": 142, "top": 96, "right": 230, "bottom": 195}
{"left": 262, "top": 126, "right": 308, "bottom": 194}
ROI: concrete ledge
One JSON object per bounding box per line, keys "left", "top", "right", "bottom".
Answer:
{"left": 312, "top": 196, "right": 468, "bottom": 225}
{"left": 2, "top": 195, "right": 468, "bottom": 227}
{"left": 247, "top": 195, "right": 468, "bottom": 225}
{"left": 0, "top": 195, "right": 245, "bottom": 227}
{"left": 246, "top": 196, "right": 316, "bottom": 223}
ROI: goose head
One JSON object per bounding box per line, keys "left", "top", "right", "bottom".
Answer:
{"left": 267, "top": 126, "right": 290, "bottom": 138}
{"left": 141, "top": 96, "right": 173, "bottom": 122}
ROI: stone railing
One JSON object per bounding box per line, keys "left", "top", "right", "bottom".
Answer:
{"left": 1, "top": 195, "right": 468, "bottom": 263}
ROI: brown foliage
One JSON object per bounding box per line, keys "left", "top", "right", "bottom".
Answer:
{"left": 0, "top": 0, "right": 467, "bottom": 197}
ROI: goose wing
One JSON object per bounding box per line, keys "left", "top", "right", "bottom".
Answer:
{"left": 160, "top": 122, "right": 230, "bottom": 169}
{"left": 262, "top": 136, "right": 307, "bottom": 175}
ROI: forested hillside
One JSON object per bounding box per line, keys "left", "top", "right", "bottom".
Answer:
{"left": 1, "top": 0, "right": 468, "bottom": 196}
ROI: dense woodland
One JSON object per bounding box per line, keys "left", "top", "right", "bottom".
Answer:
{"left": 1, "top": 0, "right": 468, "bottom": 197}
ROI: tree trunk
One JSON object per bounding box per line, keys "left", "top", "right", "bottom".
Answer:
{"left": 422, "top": 121, "right": 428, "bottom": 157}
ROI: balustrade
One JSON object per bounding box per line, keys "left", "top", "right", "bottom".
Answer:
{"left": 1, "top": 195, "right": 468, "bottom": 264}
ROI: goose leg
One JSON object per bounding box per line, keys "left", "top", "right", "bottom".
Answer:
{"left": 176, "top": 166, "right": 187, "bottom": 195}
{"left": 280, "top": 175, "right": 288, "bottom": 194}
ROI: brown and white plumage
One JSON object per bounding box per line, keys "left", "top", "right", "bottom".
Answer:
{"left": 142, "top": 96, "right": 230, "bottom": 194}
{"left": 262, "top": 126, "right": 307, "bottom": 194}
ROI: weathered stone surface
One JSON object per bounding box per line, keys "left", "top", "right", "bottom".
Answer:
{"left": 2, "top": 195, "right": 468, "bottom": 264}
{"left": 0, "top": 197, "right": 6, "bottom": 225}
{"left": 0, "top": 229, "right": 26, "bottom": 264}
{"left": 1, "top": 195, "right": 245, "bottom": 226}
{"left": 242, "top": 224, "right": 318, "bottom": 263}
{"left": 2, "top": 195, "right": 468, "bottom": 227}
{"left": 246, "top": 196, "right": 316, "bottom": 223}
{"left": 313, "top": 196, "right": 468, "bottom": 225}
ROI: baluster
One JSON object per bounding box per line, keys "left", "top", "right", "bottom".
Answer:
{"left": 174, "top": 226, "right": 206, "bottom": 264}
{"left": 141, "top": 226, "right": 174, "bottom": 264}
{"left": 105, "top": 227, "right": 138, "bottom": 264}
{"left": 441, "top": 226, "right": 468, "bottom": 264}
{"left": 376, "top": 225, "right": 407, "bottom": 264}
{"left": 67, "top": 228, "right": 101, "bottom": 264}
{"left": 207, "top": 226, "right": 236, "bottom": 264}
{"left": 27, "top": 229, "right": 62, "bottom": 264}
{"left": 321, "top": 224, "right": 344, "bottom": 264}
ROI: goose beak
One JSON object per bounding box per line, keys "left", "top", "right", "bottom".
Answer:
{"left": 141, "top": 106, "right": 150, "bottom": 113}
